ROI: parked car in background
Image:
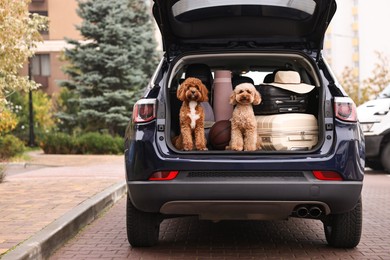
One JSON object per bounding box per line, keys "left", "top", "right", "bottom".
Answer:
{"left": 125, "top": 0, "right": 364, "bottom": 249}
{"left": 357, "top": 85, "right": 390, "bottom": 172}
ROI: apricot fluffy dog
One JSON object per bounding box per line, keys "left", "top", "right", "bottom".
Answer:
{"left": 172, "top": 77, "right": 208, "bottom": 151}
{"left": 228, "top": 83, "right": 261, "bottom": 151}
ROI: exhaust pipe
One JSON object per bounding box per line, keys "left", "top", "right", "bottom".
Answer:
{"left": 309, "top": 206, "right": 322, "bottom": 218}
{"left": 295, "top": 206, "right": 323, "bottom": 218}
{"left": 296, "top": 206, "right": 309, "bottom": 218}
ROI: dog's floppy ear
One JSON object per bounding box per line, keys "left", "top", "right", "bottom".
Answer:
{"left": 177, "top": 83, "right": 187, "bottom": 101}
{"left": 229, "top": 91, "right": 237, "bottom": 105}
{"left": 253, "top": 90, "right": 262, "bottom": 105}
{"left": 199, "top": 82, "right": 209, "bottom": 102}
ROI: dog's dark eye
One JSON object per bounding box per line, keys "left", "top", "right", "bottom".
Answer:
{"left": 247, "top": 90, "right": 252, "bottom": 94}
{"left": 239, "top": 90, "right": 244, "bottom": 94}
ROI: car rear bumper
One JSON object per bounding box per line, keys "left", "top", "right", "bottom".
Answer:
{"left": 127, "top": 171, "right": 362, "bottom": 219}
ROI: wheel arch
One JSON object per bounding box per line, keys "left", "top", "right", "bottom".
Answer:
{"left": 379, "top": 130, "right": 390, "bottom": 152}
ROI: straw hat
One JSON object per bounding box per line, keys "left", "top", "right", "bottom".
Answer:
{"left": 271, "top": 71, "right": 315, "bottom": 94}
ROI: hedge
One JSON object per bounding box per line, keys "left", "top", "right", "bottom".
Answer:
{"left": 0, "top": 135, "right": 25, "bottom": 159}
{"left": 39, "top": 132, "right": 123, "bottom": 154}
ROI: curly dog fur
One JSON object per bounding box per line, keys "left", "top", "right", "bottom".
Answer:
{"left": 172, "top": 77, "right": 209, "bottom": 151}
{"left": 227, "top": 83, "right": 261, "bottom": 151}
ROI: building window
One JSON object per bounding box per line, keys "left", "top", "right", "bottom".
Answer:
{"left": 31, "top": 54, "right": 50, "bottom": 88}
{"left": 31, "top": 54, "right": 50, "bottom": 76}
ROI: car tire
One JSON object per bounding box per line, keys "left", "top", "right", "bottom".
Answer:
{"left": 365, "top": 158, "right": 383, "bottom": 171}
{"left": 126, "top": 195, "right": 161, "bottom": 247}
{"left": 381, "top": 142, "right": 390, "bottom": 173}
{"left": 323, "top": 198, "right": 362, "bottom": 248}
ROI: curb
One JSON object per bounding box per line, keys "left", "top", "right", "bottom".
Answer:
{"left": 1, "top": 181, "right": 127, "bottom": 260}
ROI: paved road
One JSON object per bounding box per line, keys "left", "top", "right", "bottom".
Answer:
{"left": 51, "top": 171, "right": 390, "bottom": 259}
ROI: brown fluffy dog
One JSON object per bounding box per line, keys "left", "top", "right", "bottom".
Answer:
{"left": 227, "top": 83, "right": 261, "bottom": 151}
{"left": 172, "top": 77, "right": 208, "bottom": 151}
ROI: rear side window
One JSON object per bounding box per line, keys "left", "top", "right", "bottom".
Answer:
{"left": 173, "top": 0, "right": 316, "bottom": 22}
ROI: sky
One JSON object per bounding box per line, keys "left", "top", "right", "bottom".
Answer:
{"left": 359, "top": 0, "right": 390, "bottom": 80}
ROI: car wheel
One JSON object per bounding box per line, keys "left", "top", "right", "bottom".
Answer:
{"left": 381, "top": 142, "right": 390, "bottom": 173}
{"left": 126, "top": 195, "right": 161, "bottom": 247}
{"left": 323, "top": 198, "right": 362, "bottom": 248}
{"left": 365, "top": 158, "right": 383, "bottom": 171}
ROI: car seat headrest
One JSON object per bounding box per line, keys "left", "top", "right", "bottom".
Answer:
{"left": 232, "top": 75, "right": 254, "bottom": 88}
{"left": 263, "top": 73, "right": 274, "bottom": 83}
{"left": 185, "top": 63, "right": 213, "bottom": 91}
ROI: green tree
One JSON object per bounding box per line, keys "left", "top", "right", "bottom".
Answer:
{"left": 339, "top": 52, "right": 390, "bottom": 105}
{"left": 8, "top": 91, "right": 55, "bottom": 142}
{"left": 338, "top": 66, "right": 360, "bottom": 105}
{"left": 0, "top": 0, "right": 47, "bottom": 135}
{"left": 0, "top": 0, "right": 47, "bottom": 106}
{"left": 54, "top": 88, "right": 80, "bottom": 134}
{"left": 60, "top": 0, "right": 158, "bottom": 136}
{"left": 362, "top": 51, "right": 390, "bottom": 100}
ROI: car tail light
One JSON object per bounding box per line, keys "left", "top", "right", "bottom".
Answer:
{"left": 313, "top": 171, "right": 343, "bottom": 181}
{"left": 149, "top": 171, "right": 179, "bottom": 181}
{"left": 132, "top": 99, "right": 156, "bottom": 123}
{"left": 334, "top": 97, "right": 357, "bottom": 122}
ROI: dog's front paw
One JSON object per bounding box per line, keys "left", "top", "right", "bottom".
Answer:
{"left": 230, "top": 145, "right": 243, "bottom": 151}
{"left": 183, "top": 145, "right": 193, "bottom": 151}
{"left": 196, "top": 143, "right": 208, "bottom": 150}
{"left": 244, "top": 144, "right": 257, "bottom": 151}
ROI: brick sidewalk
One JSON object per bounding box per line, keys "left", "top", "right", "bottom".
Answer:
{"left": 0, "top": 151, "right": 125, "bottom": 257}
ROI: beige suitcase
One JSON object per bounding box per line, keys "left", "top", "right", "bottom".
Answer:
{"left": 256, "top": 114, "right": 318, "bottom": 151}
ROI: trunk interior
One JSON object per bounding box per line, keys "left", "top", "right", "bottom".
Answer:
{"left": 166, "top": 52, "right": 324, "bottom": 154}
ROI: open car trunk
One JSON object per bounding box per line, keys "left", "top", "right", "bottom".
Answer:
{"left": 165, "top": 51, "right": 324, "bottom": 154}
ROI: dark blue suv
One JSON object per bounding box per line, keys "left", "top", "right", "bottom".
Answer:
{"left": 125, "top": 0, "right": 364, "bottom": 248}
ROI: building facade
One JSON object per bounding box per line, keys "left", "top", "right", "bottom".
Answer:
{"left": 23, "top": 0, "right": 82, "bottom": 95}
{"left": 324, "top": 0, "right": 390, "bottom": 85}
{"left": 324, "top": 0, "right": 360, "bottom": 82}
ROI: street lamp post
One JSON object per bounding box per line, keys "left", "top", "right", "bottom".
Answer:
{"left": 28, "top": 59, "right": 35, "bottom": 147}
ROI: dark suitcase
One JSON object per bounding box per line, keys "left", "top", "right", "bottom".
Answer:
{"left": 253, "top": 84, "right": 315, "bottom": 115}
